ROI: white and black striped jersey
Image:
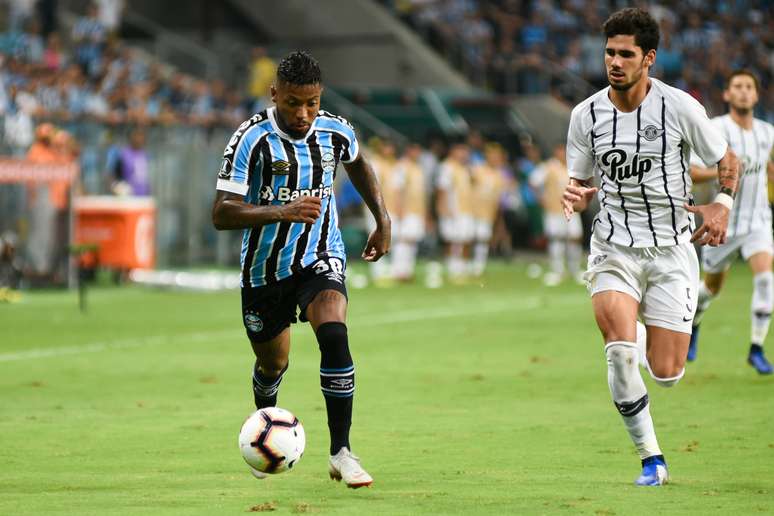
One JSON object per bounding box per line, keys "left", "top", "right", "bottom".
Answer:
{"left": 216, "top": 107, "right": 359, "bottom": 287}
{"left": 567, "top": 78, "right": 727, "bottom": 248}
{"left": 691, "top": 115, "right": 774, "bottom": 238}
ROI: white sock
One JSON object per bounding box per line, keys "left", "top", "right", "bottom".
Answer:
{"left": 635, "top": 321, "right": 648, "bottom": 368}
{"left": 605, "top": 341, "right": 662, "bottom": 460}
{"left": 473, "top": 242, "right": 488, "bottom": 276}
{"left": 447, "top": 244, "right": 465, "bottom": 277}
{"left": 547, "top": 239, "right": 565, "bottom": 276}
{"left": 751, "top": 271, "right": 773, "bottom": 346}
{"left": 391, "top": 241, "right": 410, "bottom": 278}
{"left": 693, "top": 282, "right": 715, "bottom": 326}
{"left": 405, "top": 242, "right": 418, "bottom": 279}
{"left": 567, "top": 241, "right": 582, "bottom": 276}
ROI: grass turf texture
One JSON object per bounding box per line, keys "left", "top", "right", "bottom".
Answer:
{"left": 1, "top": 262, "right": 772, "bottom": 515}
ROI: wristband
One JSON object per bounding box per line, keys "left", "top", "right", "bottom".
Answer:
{"left": 713, "top": 192, "right": 734, "bottom": 210}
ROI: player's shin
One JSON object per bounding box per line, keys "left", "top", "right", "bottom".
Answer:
{"left": 567, "top": 241, "right": 582, "bottom": 277}
{"left": 548, "top": 239, "right": 565, "bottom": 276}
{"left": 252, "top": 361, "right": 288, "bottom": 409}
{"left": 750, "top": 271, "right": 773, "bottom": 347}
{"left": 316, "top": 322, "right": 354, "bottom": 455}
{"left": 473, "top": 242, "right": 488, "bottom": 276}
{"left": 605, "top": 341, "right": 662, "bottom": 460}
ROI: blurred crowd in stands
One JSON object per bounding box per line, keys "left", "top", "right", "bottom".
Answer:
{"left": 388, "top": 0, "right": 773, "bottom": 121}
{"left": 5, "top": 0, "right": 765, "bottom": 287}
{"left": 0, "top": 0, "right": 276, "bottom": 145}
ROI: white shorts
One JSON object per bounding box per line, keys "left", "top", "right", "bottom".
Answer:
{"left": 473, "top": 218, "right": 493, "bottom": 243}
{"left": 439, "top": 215, "right": 474, "bottom": 243}
{"left": 701, "top": 228, "right": 774, "bottom": 273}
{"left": 395, "top": 214, "right": 425, "bottom": 242}
{"left": 584, "top": 236, "right": 699, "bottom": 334}
{"left": 544, "top": 213, "right": 583, "bottom": 239}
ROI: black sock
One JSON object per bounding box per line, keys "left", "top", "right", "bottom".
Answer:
{"left": 750, "top": 343, "right": 764, "bottom": 354}
{"left": 316, "top": 322, "right": 354, "bottom": 455}
{"left": 252, "top": 361, "right": 286, "bottom": 409}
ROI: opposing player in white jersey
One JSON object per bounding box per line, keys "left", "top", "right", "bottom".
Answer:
{"left": 562, "top": 8, "right": 739, "bottom": 486}
{"left": 688, "top": 70, "right": 774, "bottom": 374}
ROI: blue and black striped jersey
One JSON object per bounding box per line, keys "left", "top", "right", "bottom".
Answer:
{"left": 216, "top": 107, "right": 360, "bottom": 287}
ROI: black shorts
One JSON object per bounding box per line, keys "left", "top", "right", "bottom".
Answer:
{"left": 241, "top": 256, "right": 347, "bottom": 343}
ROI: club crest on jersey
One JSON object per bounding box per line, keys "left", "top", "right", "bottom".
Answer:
{"left": 600, "top": 149, "right": 652, "bottom": 183}
{"left": 244, "top": 312, "right": 263, "bottom": 333}
{"left": 272, "top": 160, "right": 291, "bottom": 175}
{"left": 637, "top": 125, "right": 664, "bottom": 141}
{"left": 218, "top": 158, "right": 231, "bottom": 179}
{"left": 321, "top": 152, "right": 336, "bottom": 173}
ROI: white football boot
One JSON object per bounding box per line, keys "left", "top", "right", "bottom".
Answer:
{"left": 328, "top": 447, "right": 373, "bottom": 488}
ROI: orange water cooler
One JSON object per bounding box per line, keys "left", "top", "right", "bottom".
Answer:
{"left": 74, "top": 196, "right": 156, "bottom": 269}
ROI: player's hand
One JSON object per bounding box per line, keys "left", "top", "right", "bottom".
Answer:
{"left": 685, "top": 202, "right": 729, "bottom": 247}
{"left": 562, "top": 184, "right": 598, "bottom": 220}
{"left": 279, "top": 196, "right": 322, "bottom": 224}
{"left": 362, "top": 219, "right": 391, "bottom": 262}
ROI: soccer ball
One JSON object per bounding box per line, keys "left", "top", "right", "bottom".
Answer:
{"left": 238, "top": 407, "right": 305, "bottom": 474}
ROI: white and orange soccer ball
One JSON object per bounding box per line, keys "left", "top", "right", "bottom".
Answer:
{"left": 238, "top": 407, "right": 305, "bottom": 475}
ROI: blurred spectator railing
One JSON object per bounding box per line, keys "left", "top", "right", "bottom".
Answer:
{"left": 53, "top": 121, "right": 239, "bottom": 270}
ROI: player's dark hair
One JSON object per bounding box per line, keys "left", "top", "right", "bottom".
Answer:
{"left": 726, "top": 69, "right": 759, "bottom": 92}
{"left": 603, "top": 8, "right": 660, "bottom": 54}
{"left": 276, "top": 51, "right": 322, "bottom": 86}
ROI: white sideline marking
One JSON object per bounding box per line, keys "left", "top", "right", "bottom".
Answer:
{"left": 0, "top": 297, "right": 545, "bottom": 363}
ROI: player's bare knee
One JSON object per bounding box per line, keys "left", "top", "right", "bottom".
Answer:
{"left": 647, "top": 361, "right": 684, "bottom": 388}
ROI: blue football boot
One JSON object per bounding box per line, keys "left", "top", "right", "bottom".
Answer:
{"left": 635, "top": 455, "right": 668, "bottom": 486}
{"left": 748, "top": 344, "right": 773, "bottom": 375}
{"left": 687, "top": 325, "right": 699, "bottom": 362}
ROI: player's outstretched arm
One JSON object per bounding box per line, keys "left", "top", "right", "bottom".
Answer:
{"left": 212, "top": 191, "right": 321, "bottom": 230}
{"left": 344, "top": 155, "right": 391, "bottom": 262}
{"left": 685, "top": 148, "right": 739, "bottom": 246}
{"left": 561, "top": 178, "right": 598, "bottom": 220}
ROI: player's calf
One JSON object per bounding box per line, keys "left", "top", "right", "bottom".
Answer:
{"left": 316, "top": 322, "right": 355, "bottom": 455}
{"left": 605, "top": 342, "right": 663, "bottom": 460}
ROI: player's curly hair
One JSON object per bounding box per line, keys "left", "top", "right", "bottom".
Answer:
{"left": 603, "top": 8, "right": 660, "bottom": 54}
{"left": 276, "top": 51, "right": 322, "bottom": 86}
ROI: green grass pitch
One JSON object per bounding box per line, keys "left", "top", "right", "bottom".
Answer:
{"left": 1, "top": 262, "right": 772, "bottom": 515}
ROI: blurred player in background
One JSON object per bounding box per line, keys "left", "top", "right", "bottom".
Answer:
{"left": 562, "top": 8, "right": 738, "bottom": 486}
{"left": 436, "top": 141, "right": 473, "bottom": 281}
{"left": 365, "top": 138, "right": 401, "bottom": 284}
{"left": 470, "top": 142, "right": 506, "bottom": 277}
{"left": 212, "top": 51, "right": 390, "bottom": 488}
{"left": 688, "top": 70, "right": 774, "bottom": 374}
{"left": 530, "top": 142, "right": 583, "bottom": 286}
{"left": 392, "top": 142, "right": 426, "bottom": 281}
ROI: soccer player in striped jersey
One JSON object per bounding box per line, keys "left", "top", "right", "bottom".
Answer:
{"left": 211, "top": 51, "right": 390, "bottom": 488}
{"left": 688, "top": 70, "right": 774, "bottom": 374}
{"left": 562, "top": 8, "right": 740, "bottom": 486}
